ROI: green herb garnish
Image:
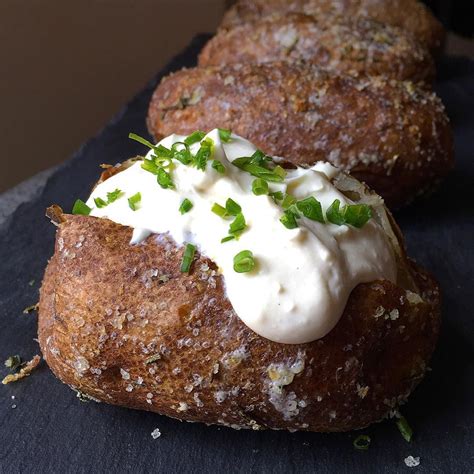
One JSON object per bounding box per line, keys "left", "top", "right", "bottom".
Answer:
{"left": 233, "top": 250, "right": 255, "bottom": 273}
{"left": 269, "top": 191, "right": 284, "bottom": 202}
{"left": 212, "top": 160, "right": 226, "bottom": 174}
{"left": 232, "top": 150, "right": 286, "bottom": 182}
{"left": 194, "top": 137, "right": 214, "bottom": 170}
{"left": 179, "top": 198, "right": 193, "bottom": 215}
{"left": 212, "top": 198, "right": 242, "bottom": 219}
{"left": 171, "top": 142, "right": 192, "bottom": 165}
{"left": 396, "top": 415, "right": 413, "bottom": 442}
{"left": 343, "top": 204, "right": 372, "bottom": 228}
{"left": 252, "top": 178, "right": 269, "bottom": 196}
{"left": 184, "top": 131, "right": 206, "bottom": 146}
{"left": 93, "top": 189, "right": 124, "bottom": 209}
{"left": 296, "top": 196, "right": 324, "bottom": 223}
{"left": 326, "top": 199, "right": 372, "bottom": 227}
{"left": 225, "top": 198, "right": 241, "bottom": 216}
{"left": 353, "top": 435, "right": 371, "bottom": 450}
{"left": 128, "top": 132, "right": 158, "bottom": 151}
{"left": 281, "top": 193, "right": 297, "bottom": 210}
{"left": 94, "top": 197, "right": 108, "bottom": 208}
{"left": 211, "top": 203, "right": 229, "bottom": 218}
{"left": 221, "top": 235, "right": 236, "bottom": 243}
{"left": 4, "top": 355, "right": 22, "bottom": 372}
{"left": 180, "top": 243, "right": 196, "bottom": 273}
{"left": 228, "top": 213, "right": 246, "bottom": 239}
{"left": 72, "top": 199, "right": 92, "bottom": 216}
{"left": 218, "top": 128, "right": 232, "bottom": 143}
{"left": 280, "top": 210, "right": 299, "bottom": 229}
{"left": 128, "top": 192, "right": 141, "bottom": 211}
{"left": 107, "top": 189, "right": 125, "bottom": 203}
{"left": 157, "top": 168, "right": 174, "bottom": 189}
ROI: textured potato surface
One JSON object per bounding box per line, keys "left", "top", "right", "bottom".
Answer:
{"left": 200, "top": 15, "right": 435, "bottom": 84}
{"left": 220, "top": 0, "right": 445, "bottom": 53}
{"left": 39, "top": 215, "right": 440, "bottom": 432}
{"left": 147, "top": 62, "right": 453, "bottom": 208}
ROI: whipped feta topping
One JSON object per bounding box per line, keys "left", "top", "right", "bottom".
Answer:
{"left": 88, "top": 129, "right": 396, "bottom": 344}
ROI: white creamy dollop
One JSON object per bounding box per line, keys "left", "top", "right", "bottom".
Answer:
{"left": 88, "top": 130, "right": 396, "bottom": 344}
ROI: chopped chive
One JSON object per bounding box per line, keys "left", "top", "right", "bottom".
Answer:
{"left": 72, "top": 199, "right": 92, "bottom": 216}
{"left": 273, "top": 165, "right": 287, "bottom": 180}
{"left": 280, "top": 210, "right": 299, "bottom": 229}
{"left": 153, "top": 144, "right": 174, "bottom": 159}
{"left": 129, "top": 132, "right": 157, "bottom": 150}
{"left": 221, "top": 235, "right": 235, "bottom": 243}
{"left": 344, "top": 204, "right": 372, "bottom": 228}
{"left": 218, "top": 128, "right": 232, "bottom": 142}
{"left": 94, "top": 197, "right": 108, "bottom": 209}
{"left": 228, "top": 213, "right": 246, "bottom": 237}
{"left": 353, "top": 435, "right": 371, "bottom": 450}
{"left": 296, "top": 196, "right": 325, "bottom": 223}
{"left": 128, "top": 192, "right": 141, "bottom": 211}
{"left": 180, "top": 243, "right": 196, "bottom": 273}
{"left": 233, "top": 250, "right": 255, "bottom": 273}
{"left": 269, "top": 191, "right": 284, "bottom": 202}
{"left": 212, "top": 203, "right": 228, "bottom": 218}
{"left": 179, "top": 198, "right": 193, "bottom": 215}
{"left": 225, "top": 198, "right": 241, "bottom": 216}
{"left": 171, "top": 142, "right": 192, "bottom": 165}
{"left": 396, "top": 416, "right": 413, "bottom": 443}
{"left": 4, "top": 355, "right": 22, "bottom": 372}
{"left": 194, "top": 137, "right": 213, "bottom": 170}
{"left": 141, "top": 158, "right": 160, "bottom": 175}
{"left": 281, "top": 193, "right": 297, "bottom": 210}
{"left": 212, "top": 160, "right": 226, "bottom": 174}
{"left": 157, "top": 168, "right": 174, "bottom": 189}
{"left": 107, "top": 189, "right": 124, "bottom": 203}
{"left": 232, "top": 154, "right": 285, "bottom": 183}
{"left": 326, "top": 199, "right": 372, "bottom": 227}
{"left": 252, "top": 178, "right": 269, "bottom": 196}
{"left": 326, "top": 199, "right": 346, "bottom": 225}
{"left": 184, "top": 131, "right": 206, "bottom": 146}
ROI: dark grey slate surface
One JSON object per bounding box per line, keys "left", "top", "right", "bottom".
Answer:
{"left": 0, "top": 36, "right": 472, "bottom": 473}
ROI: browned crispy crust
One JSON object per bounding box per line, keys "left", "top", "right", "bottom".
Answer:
{"left": 38, "top": 211, "right": 440, "bottom": 432}
{"left": 220, "top": 0, "right": 445, "bottom": 54}
{"left": 200, "top": 14, "right": 435, "bottom": 84}
{"left": 147, "top": 62, "right": 453, "bottom": 209}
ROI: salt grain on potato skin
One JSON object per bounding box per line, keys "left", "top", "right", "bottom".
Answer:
{"left": 38, "top": 209, "right": 441, "bottom": 432}
{"left": 147, "top": 62, "right": 453, "bottom": 209}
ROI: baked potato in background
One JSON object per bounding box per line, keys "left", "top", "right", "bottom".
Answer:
{"left": 221, "top": 0, "right": 445, "bottom": 54}
{"left": 147, "top": 62, "right": 453, "bottom": 209}
{"left": 38, "top": 166, "right": 441, "bottom": 432}
{"left": 200, "top": 14, "right": 435, "bottom": 84}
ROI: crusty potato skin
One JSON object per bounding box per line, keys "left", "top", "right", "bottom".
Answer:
{"left": 39, "top": 215, "right": 440, "bottom": 432}
{"left": 200, "top": 15, "right": 435, "bottom": 84}
{"left": 220, "top": 0, "right": 445, "bottom": 53}
{"left": 147, "top": 63, "right": 453, "bottom": 209}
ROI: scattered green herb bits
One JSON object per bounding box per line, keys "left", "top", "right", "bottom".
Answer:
{"left": 72, "top": 199, "right": 92, "bottom": 216}
{"left": 353, "top": 435, "right": 371, "bottom": 450}
{"left": 181, "top": 243, "right": 196, "bottom": 273}
{"left": 233, "top": 250, "right": 255, "bottom": 273}
{"left": 179, "top": 198, "right": 193, "bottom": 215}
{"left": 128, "top": 192, "right": 141, "bottom": 211}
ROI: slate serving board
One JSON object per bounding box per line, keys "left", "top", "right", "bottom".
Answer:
{"left": 0, "top": 36, "right": 472, "bottom": 474}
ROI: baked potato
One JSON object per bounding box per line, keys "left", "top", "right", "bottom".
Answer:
{"left": 199, "top": 14, "right": 435, "bottom": 84}
{"left": 147, "top": 62, "right": 453, "bottom": 209}
{"left": 220, "top": 0, "right": 445, "bottom": 54}
{"left": 38, "top": 155, "right": 441, "bottom": 432}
